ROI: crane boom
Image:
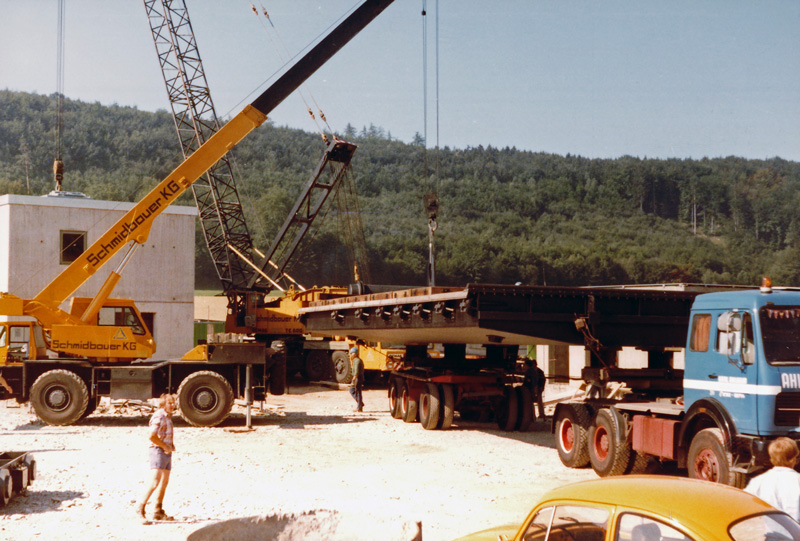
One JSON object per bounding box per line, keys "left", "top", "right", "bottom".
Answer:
{"left": 17, "top": 0, "right": 396, "bottom": 327}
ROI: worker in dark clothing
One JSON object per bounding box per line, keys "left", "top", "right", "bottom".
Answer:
{"left": 523, "top": 358, "right": 546, "bottom": 420}
{"left": 348, "top": 346, "right": 364, "bottom": 412}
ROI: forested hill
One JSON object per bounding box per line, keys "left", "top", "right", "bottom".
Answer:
{"left": 2, "top": 89, "right": 800, "bottom": 290}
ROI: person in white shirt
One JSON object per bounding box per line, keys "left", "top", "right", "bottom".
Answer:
{"left": 745, "top": 437, "right": 800, "bottom": 522}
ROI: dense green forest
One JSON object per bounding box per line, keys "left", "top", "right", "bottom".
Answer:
{"left": 2, "top": 90, "right": 800, "bottom": 290}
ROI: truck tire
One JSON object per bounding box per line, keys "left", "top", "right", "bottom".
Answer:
{"left": 496, "top": 385, "right": 518, "bottom": 431}
{"left": 0, "top": 470, "right": 11, "bottom": 506}
{"left": 80, "top": 396, "right": 99, "bottom": 420}
{"left": 332, "top": 351, "right": 352, "bottom": 384}
{"left": 177, "top": 371, "right": 234, "bottom": 427}
{"left": 388, "top": 377, "right": 403, "bottom": 419}
{"left": 438, "top": 384, "right": 455, "bottom": 430}
{"left": 30, "top": 369, "right": 89, "bottom": 426}
{"left": 400, "top": 380, "right": 418, "bottom": 423}
{"left": 270, "top": 355, "right": 287, "bottom": 396}
{"left": 25, "top": 456, "right": 36, "bottom": 484}
{"left": 687, "top": 428, "right": 745, "bottom": 487}
{"left": 555, "top": 404, "right": 591, "bottom": 468}
{"left": 515, "top": 386, "right": 533, "bottom": 432}
{"left": 419, "top": 382, "right": 441, "bottom": 430}
{"left": 303, "top": 350, "right": 330, "bottom": 382}
{"left": 588, "top": 408, "right": 631, "bottom": 477}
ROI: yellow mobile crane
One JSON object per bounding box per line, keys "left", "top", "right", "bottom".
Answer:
{"left": 0, "top": 0, "right": 396, "bottom": 426}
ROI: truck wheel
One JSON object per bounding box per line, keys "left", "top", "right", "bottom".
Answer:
{"left": 332, "top": 351, "right": 352, "bottom": 384}
{"left": 687, "top": 428, "right": 745, "bottom": 487}
{"left": 177, "top": 371, "right": 234, "bottom": 427}
{"left": 269, "top": 355, "right": 287, "bottom": 396}
{"left": 400, "top": 380, "right": 418, "bottom": 423}
{"left": 589, "top": 408, "right": 631, "bottom": 477}
{"left": 0, "top": 470, "right": 11, "bottom": 506}
{"left": 303, "top": 350, "right": 330, "bottom": 381}
{"left": 515, "top": 386, "right": 533, "bottom": 432}
{"left": 80, "top": 396, "right": 99, "bottom": 419}
{"left": 420, "top": 382, "right": 441, "bottom": 430}
{"left": 30, "top": 369, "right": 89, "bottom": 426}
{"left": 438, "top": 384, "right": 455, "bottom": 430}
{"left": 496, "top": 385, "right": 518, "bottom": 431}
{"left": 555, "top": 404, "right": 591, "bottom": 468}
{"left": 388, "top": 377, "right": 403, "bottom": 419}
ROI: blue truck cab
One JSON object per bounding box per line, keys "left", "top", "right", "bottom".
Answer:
{"left": 682, "top": 282, "right": 800, "bottom": 481}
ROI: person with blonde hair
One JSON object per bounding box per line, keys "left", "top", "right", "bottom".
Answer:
{"left": 136, "top": 393, "right": 176, "bottom": 520}
{"left": 745, "top": 437, "right": 800, "bottom": 521}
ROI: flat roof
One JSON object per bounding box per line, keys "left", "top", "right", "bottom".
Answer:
{"left": 0, "top": 193, "right": 197, "bottom": 216}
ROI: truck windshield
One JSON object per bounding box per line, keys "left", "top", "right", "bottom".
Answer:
{"left": 760, "top": 306, "right": 800, "bottom": 365}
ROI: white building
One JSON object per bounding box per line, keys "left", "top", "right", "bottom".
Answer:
{"left": 0, "top": 193, "right": 196, "bottom": 358}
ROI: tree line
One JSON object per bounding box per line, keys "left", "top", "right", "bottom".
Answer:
{"left": 1, "top": 90, "right": 799, "bottom": 290}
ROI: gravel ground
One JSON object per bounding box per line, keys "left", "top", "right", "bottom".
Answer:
{"left": 0, "top": 380, "right": 597, "bottom": 540}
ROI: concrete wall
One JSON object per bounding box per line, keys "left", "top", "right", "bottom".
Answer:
{"left": 0, "top": 194, "right": 196, "bottom": 358}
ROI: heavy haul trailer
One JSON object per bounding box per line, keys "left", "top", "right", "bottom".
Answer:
{"left": 298, "top": 283, "right": 702, "bottom": 431}
{"left": 298, "top": 281, "right": 800, "bottom": 486}
{"left": 0, "top": 0, "right": 396, "bottom": 427}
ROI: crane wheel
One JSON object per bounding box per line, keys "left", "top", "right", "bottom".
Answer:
{"left": 30, "top": 369, "right": 89, "bottom": 426}
{"left": 177, "top": 371, "right": 234, "bottom": 427}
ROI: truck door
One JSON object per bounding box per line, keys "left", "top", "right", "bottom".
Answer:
{"left": 685, "top": 310, "right": 759, "bottom": 434}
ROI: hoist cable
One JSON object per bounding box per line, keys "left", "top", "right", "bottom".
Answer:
{"left": 248, "top": 2, "right": 336, "bottom": 142}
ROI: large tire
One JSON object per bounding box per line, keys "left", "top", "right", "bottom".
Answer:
{"left": 332, "top": 351, "right": 352, "bottom": 384}
{"left": 80, "top": 396, "right": 99, "bottom": 420}
{"left": 303, "top": 350, "right": 330, "bottom": 381}
{"left": 30, "top": 369, "right": 89, "bottom": 426}
{"left": 438, "top": 384, "right": 455, "bottom": 430}
{"left": 0, "top": 470, "right": 11, "bottom": 506}
{"left": 400, "top": 380, "right": 418, "bottom": 423}
{"left": 269, "top": 356, "right": 287, "bottom": 396}
{"left": 515, "top": 386, "right": 533, "bottom": 432}
{"left": 177, "top": 371, "right": 234, "bottom": 427}
{"left": 588, "top": 408, "right": 631, "bottom": 477}
{"left": 419, "top": 382, "right": 441, "bottom": 430}
{"left": 388, "top": 377, "right": 403, "bottom": 419}
{"left": 687, "top": 428, "right": 745, "bottom": 487}
{"left": 555, "top": 403, "right": 591, "bottom": 468}
{"left": 496, "top": 385, "right": 518, "bottom": 431}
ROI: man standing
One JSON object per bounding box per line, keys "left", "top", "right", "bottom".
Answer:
{"left": 137, "top": 393, "right": 176, "bottom": 521}
{"left": 745, "top": 437, "right": 800, "bottom": 521}
{"left": 523, "top": 358, "right": 546, "bottom": 420}
{"left": 348, "top": 346, "right": 364, "bottom": 412}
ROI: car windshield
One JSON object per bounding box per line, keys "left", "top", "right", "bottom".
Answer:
{"left": 729, "top": 512, "right": 800, "bottom": 540}
{"left": 760, "top": 306, "right": 800, "bottom": 365}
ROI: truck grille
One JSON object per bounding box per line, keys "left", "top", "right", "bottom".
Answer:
{"left": 775, "top": 393, "right": 800, "bottom": 426}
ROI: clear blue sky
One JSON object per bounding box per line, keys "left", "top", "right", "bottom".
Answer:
{"left": 2, "top": 1, "right": 799, "bottom": 161}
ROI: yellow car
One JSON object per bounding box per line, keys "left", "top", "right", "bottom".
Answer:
{"left": 454, "top": 476, "right": 800, "bottom": 541}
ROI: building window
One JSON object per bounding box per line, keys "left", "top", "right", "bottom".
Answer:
{"left": 60, "top": 230, "right": 86, "bottom": 264}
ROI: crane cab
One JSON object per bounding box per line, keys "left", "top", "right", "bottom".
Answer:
{"left": 47, "top": 297, "right": 157, "bottom": 361}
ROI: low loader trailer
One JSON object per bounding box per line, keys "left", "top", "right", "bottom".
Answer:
{"left": 298, "top": 280, "right": 800, "bottom": 487}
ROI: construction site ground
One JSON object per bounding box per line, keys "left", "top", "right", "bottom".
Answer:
{"left": 0, "top": 378, "right": 599, "bottom": 540}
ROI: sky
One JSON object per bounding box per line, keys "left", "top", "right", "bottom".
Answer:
{"left": 2, "top": 0, "right": 799, "bottom": 162}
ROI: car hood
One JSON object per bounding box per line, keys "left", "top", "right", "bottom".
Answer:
{"left": 450, "top": 523, "right": 519, "bottom": 541}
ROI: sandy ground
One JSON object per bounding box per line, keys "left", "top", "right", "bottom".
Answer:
{"left": 0, "top": 379, "right": 597, "bottom": 540}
